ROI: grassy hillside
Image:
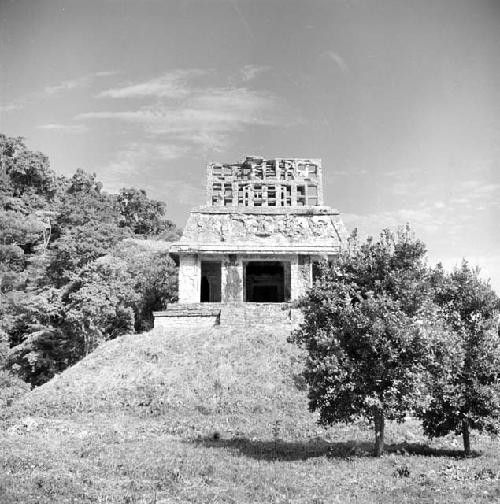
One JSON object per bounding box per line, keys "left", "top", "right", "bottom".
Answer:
{"left": 13, "top": 325, "right": 318, "bottom": 438}
{"left": 2, "top": 325, "right": 500, "bottom": 503}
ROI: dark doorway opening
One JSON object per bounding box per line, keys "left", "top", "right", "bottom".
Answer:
{"left": 200, "top": 261, "right": 222, "bottom": 302}
{"left": 245, "top": 261, "right": 289, "bottom": 302}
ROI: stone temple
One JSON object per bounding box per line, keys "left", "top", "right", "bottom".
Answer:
{"left": 154, "top": 156, "right": 347, "bottom": 327}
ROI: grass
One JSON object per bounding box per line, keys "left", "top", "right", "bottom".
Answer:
{"left": 1, "top": 326, "right": 500, "bottom": 503}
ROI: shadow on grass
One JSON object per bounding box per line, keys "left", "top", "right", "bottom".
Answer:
{"left": 192, "top": 437, "right": 474, "bottom": 461}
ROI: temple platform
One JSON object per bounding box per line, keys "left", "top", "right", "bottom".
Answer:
{"left": 153, "top": 302, "right": 303, "bottom": 329}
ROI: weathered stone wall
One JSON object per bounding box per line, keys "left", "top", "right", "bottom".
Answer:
{"left": 207, "top": 156, "right": 323, "bottom": 207}
{"left": 178, "top": 254, "right": 200, "bottom": 303}
{"left": 154, "top": 304, "right": 220, "bottom": 329}
{"left": 171, "top": 155, "right": 347, "bottom": 311}
{"left": 219, "top": 303, "right": 297, "bottom": 326}
{"left": 154, "top": 303, "right": 304, "bottom": 328}
{"left": 180, "top": 210, "right": 346, "bottom": 248}
{"left": 177, "top": 253, "right": 320, "bottom": 303}
{"left": 154, "top": 315, "right": 218, "bottom": 329}
{"left": 296, "top": 255, "right": 312, "bottom": 298}
{"left": 222, "top": 255, "right": 244, "bottom": 302}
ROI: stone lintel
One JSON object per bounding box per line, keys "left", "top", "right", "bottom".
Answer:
{"left": 153, "top": 309, "right": 220, "bottom": 317}
{"left": 189, "top": 205, "right": 339, "bottom": 216}
{"left": 170, "top": 245, "right": 341, "bottom": 255}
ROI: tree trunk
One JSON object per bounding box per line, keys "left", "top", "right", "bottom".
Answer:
{"left": 462, "top": 419, "right": 471, "bottom": 456}
{"left": 374, "top": 410, "right": 385, "bottom": 457}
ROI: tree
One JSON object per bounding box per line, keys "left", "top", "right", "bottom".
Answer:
{"left": 47, "top": 222, "right": 129, "bottom": 286}
{"left": 418, "top": 261, "right": 500, "bottom": 456}
{"left": 3, "top": 287, "right": 75, "bottom": 386}
{"left": 0, "top": 133, "right": 179, "bottom": 388}
{"left": 117, "top": 187, "right": 175, "bottom": 236}
{"left": 46, "top": 169, "right": 130, "bottom": 286}
{"left": 291, "top": 228, "right": 437, "bottom": 456}
{"left": 63, "top": 240, "right": 178, "bottom": 353}
{"left": 0, "top": 327, "right": 30, "bottom": 412}
{"left": 0, "top": 134, "right": 58, "bottom": 210}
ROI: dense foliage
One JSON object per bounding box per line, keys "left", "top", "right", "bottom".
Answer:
{"left": 418, "top": 261, "right": 500, "bottom": 455}
{"left": 291, "top": 228, "right": 500, "bottom": 456}
{"left": 0, "top": 134, "right": 179, "bottom": 389}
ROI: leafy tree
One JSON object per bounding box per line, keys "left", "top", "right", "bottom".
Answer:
{"left": 0, "top": 134, "right": 58, "bottom": 211}
{"left": 5, "top": 240, "right": 178, "bottom": 384}
{"left": 0, "top": 326, "right": 30, "bottom": 411}
{"left": 117, "top": 240, "right": 178, "bottom": 329}
{"left": 63, "top": 240, "right": 178, "bottom": 355}
{"left": 47, "top": 222, "right": 129, "bottom": 286}
{"left": 418, "top": 261, "right": 500, "bottom": 455}
{"left": 0, "top": 133, "right": 179, "bottom": 388}
{"left": 67, "top": 168, "right": 102, "bottom": 195}
{"left": 46, "top": 169, "right": 130, "bottom": 286}
{"left": 2, "top": 287, "right": 76, "bottom": 386}
{"left": 118, "top": 187, "right": 175, "bottom": 236}
{"left": 0, "top": 136, "right": 57, "bottom": 292}
{"left": 291, "top": 228, "right": 438, "bottom": 456}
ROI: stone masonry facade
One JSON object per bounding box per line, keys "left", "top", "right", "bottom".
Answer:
{"left": 154, "top": 156, "right": 347, "bottom": 328}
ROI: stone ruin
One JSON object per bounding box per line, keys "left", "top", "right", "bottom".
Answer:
{"left": 154, "top": 156, "right": 348, "bottom": 327}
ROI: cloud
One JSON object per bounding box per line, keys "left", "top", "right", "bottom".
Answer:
{"left": 0, "top": 102, "right": 24, "bottom": 113}
{"left": 43, "top": 71, "right": 116, "bottom": 95}
{"left": 321, "top": 50, "right": 349, "bottom": 74}
{"left": 342, "top": 206, "right": 440, "bottom": 239}
{"left": 37, "top": 123, "right": 88, "bottom": 133}
{"left": 0, "top": 71, "right": 116, "bottom": 113}
{"left": 428, "top": 254, "right": 500, "bottom": 295}
{"left": 451, "top": 179, "right": 500, "bottom": 207}
{"left": 79, "top": 71, "right": 283, "bottom": 151}
{"left": 376, "top": 166, "right": 500, "bottom": 207}
{"left": 240, "top": 64, "right": 270, "bottom": 82}
{"left": 101, "top": 142, "right": 188, "bottom": 183}
{"left": 98, "top": 142, "right": 203, "bottom": 209}
{"left": 331, "top": 168, "right": 368, "bottom": 177}
{"left": 342, "top": 205, "right": 500, "bottom": 294}
{"left": 98, "top": 70, "right": 203, "bottom": 99}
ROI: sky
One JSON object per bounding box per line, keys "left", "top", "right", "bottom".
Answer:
{"left": 1, "top": 0, "right": 499, "bottom": 292}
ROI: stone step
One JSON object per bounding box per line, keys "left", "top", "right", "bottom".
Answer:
{"left": 219, "top": 303, "right": 293, "bottom": 326}
{"left": 154, "top": 302, "right": 303, "bottom": 329}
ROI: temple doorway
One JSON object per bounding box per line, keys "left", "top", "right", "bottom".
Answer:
{"left": 244, "top": 261, "right": 290, "bottom": 302}
{"left": 200, "top": 261, "right": 222, "bottom": 302}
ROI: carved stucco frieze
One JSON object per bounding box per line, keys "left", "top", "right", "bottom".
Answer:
{"left": 182, "top": 213, "right": 345, "bottom": 245}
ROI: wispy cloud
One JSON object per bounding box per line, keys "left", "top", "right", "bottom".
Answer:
{"left": 44, "top": 71, "right": 115, "bottom": 95}
{"left": 0, "top": 71, "right": 116, "bottom": 113}
{"left": 113, "top": 142, "right": 187, "bottom": 167}
{"left": 79, "top": 70, "right": 284, "bottom": 151}
{"left": 332, "top": 168, "right": 368, "bottom": 177}
{"left": 100, "top": 142, "right": 188, "bottom": 188}
{"left": 451, "top": 179, "right": 500, "bottom": 207}
{"left": 98, "top": 70, "right": 202, "bottom": 99}
{"left": 343, "top": 176, "right": 499, "bottom": 248}
{"left": 342, "top": 203, "right": 500, "bottom": 294}
{"left": 37, "top": 123, "right": 88, "bottom": 133}
{"left": 321, "top": 50, "right": 349, "bottom": 74}
{"left": 240, "top": 64, "right": 270, "bottom": 82}
{"left": 99, "top": 142, "right": 203, "bottom": 209}
{"left": 0, "top": 103, "right": 24, "bottom": 113}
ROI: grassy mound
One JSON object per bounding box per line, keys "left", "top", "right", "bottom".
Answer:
{"left": 3, "top": 325, "right": 500, "bottom": 503}
{"left": 15, "top": 325, "right": 321, "bottom": 438}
